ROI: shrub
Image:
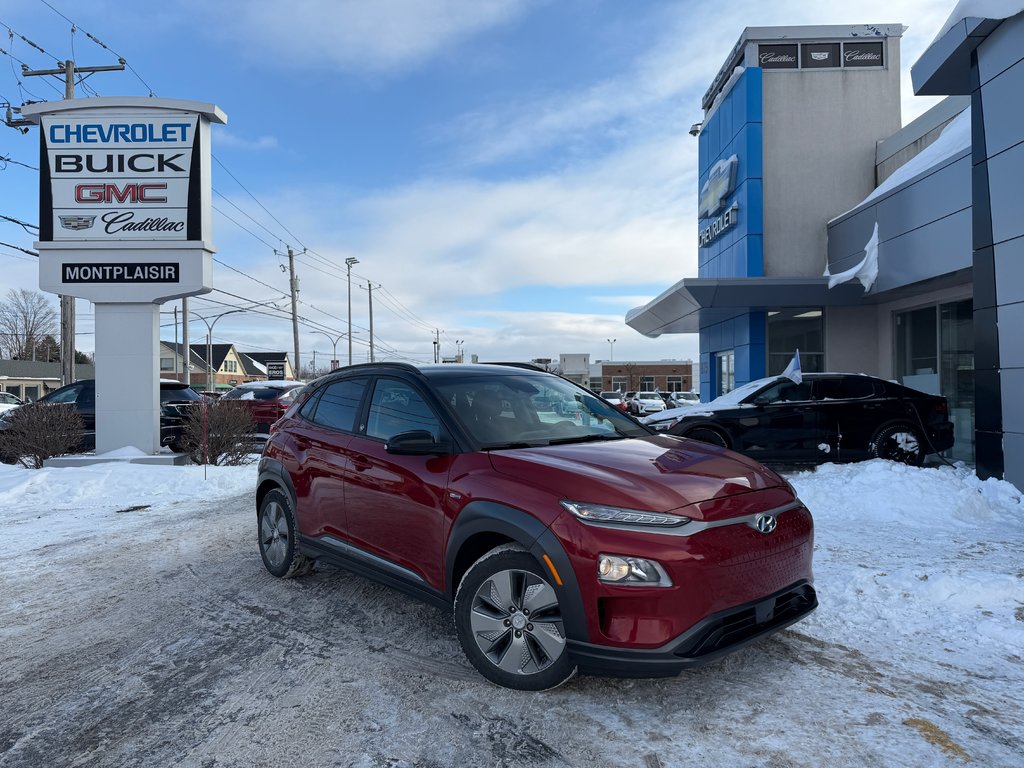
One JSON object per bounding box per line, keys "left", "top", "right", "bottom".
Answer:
{"left": 0, "top": 403, "right": 85, "bottom": 469}
{"left": 181, "top": 398, "right": 258, "bottom": 466}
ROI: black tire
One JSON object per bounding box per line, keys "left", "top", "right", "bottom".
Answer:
{"left": 454, "top": 545, "right": 576, "bottom": 691}
{"left": 870, "top": 423, "right": 925, "bottom": 466}
{"left": 258, "top": 489, "right": 314, "bottom": 578}
{"left": 683, "top": 426, "right": 729, "bottom": 448}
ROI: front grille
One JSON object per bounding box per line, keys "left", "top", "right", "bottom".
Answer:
{"left": 675, "top": 583, "right": 816, "bottom": 659}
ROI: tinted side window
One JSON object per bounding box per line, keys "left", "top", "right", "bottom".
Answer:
{"left": 366, "top": 379, "right": 440, "bottom": 441}
{"left": 757, "top": 380, "right": 812, "bottom": 403}
{"left": 839, "top": 377, "right": 877, "bottom": 399}
{"left": 812, "top": 378, "right": 846, "bottom": 401}
{"left": 311, "top": 378, "right": 367, "bottom": 432}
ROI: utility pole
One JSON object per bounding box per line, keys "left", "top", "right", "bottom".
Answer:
{"left": 23, "top": 58, "right": 125, "bottom": 386}
{"left": 287, "top": 247, "right": 301, "bottom": 376}
{"left": 345, "top": 257, "right": 359, "bottom": 365}
{"left": 363, "top": 283, "right": 379, "bottom": 363}
{"left": 433, "top": 329, "right": 441, "bottom": 364}
{"left": 182, "top": 298, "right": 191, "bottom": 385}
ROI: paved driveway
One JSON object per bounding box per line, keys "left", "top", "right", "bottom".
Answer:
{"left": 2, "top": 490, "right": 1020, "bottom": 767}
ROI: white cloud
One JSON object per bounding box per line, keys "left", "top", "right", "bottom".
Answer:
{"left": 213, "top": 131, "right": 279, "bottom": 151}
{"left": 188, "top": 0, "right": 537, "bottom": 75}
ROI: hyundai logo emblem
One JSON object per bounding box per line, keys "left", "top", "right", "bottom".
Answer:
{"left": 755, "top": 514, "right": 778, "bottom": 535}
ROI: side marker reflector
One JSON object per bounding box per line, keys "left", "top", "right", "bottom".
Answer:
{"left": 542, "top": 554, "right": 563, "bottom": 586}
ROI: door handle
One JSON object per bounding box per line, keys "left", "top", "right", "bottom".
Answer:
{"left": 352, "top": 454, "right": 372, "bottom": 471}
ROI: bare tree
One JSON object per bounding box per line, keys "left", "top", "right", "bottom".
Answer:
{"left": 0, "top": 403, "right": 84, "bottom": 468}
{"left": 0, "top": 289, "right": 59, "bottom": 361}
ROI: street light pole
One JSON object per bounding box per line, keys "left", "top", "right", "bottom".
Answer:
{"left": 607, "top": 338, "right": 616, "bottom": 361}
{"left": 345, "top": 257, "right": 359, "bottom": 366}
{"left": 190, "top": 309, "right": 248, "bottom": 391}
{"left": 311, "top": 330, "right": 346, "bottom": 372}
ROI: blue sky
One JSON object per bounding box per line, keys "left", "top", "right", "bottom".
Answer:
{"left": 0, "top": 0, "right": 952, "bottom": 371}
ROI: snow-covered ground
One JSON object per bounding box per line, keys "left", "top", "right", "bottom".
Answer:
{"left": 1, "top": 458, "right": 1022, "bottom": 766}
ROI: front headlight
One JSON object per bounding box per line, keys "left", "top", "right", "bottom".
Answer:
{"left": 561, "top": 501, "right": 690, "bottom": 527}
{"left": 598, "top": 554, "right": 673, "bottom": 586}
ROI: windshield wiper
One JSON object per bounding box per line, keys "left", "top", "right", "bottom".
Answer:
{"left": 546, "top": 433, "right": 625, "bottom": 446}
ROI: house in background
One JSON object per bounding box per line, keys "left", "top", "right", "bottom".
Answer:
{"left": 159, "top": 342, "right": 294, "bottom": 391}
{"left": 0, "top": 360, "right": 96, "bottom": 401}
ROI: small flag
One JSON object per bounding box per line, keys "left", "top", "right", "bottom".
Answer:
{"left": 782, "top": 349, "right": 802, "bottom": 384}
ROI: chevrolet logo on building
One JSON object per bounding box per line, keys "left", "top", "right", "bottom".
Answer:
{"left": 698, "top": 155, "right": 738, "bottom": 218}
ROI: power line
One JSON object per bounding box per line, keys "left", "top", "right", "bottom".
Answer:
{"left": 212, "top": 155, "right": 308, "bottom": 249}
{"left": 0, "top": 154, "right": 38, "bottom": 171}
{"left": 36, "top": 0, "right": 156, "bottom": 95}
{"left": 0, "top": 239, "right": 38, "bottom": 257}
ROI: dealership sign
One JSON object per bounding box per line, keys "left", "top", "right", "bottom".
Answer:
{"left": 23, "top": 97, "right": 226, "bottom": 303}
{"left": 698, "top": 154, "right": 740, "bottom": 247}
{"left": 42, "top": 114, "right": 197, "bottom": 242}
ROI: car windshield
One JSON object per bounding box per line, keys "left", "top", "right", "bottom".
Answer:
{"left": 709, "top": 377, "right": 779, "bottom": 406}
{"left": 435, "top": 373, "right": 649, "bottom": 448}
{"left": 160, "top": 385, "right": 204, "bottom": 402}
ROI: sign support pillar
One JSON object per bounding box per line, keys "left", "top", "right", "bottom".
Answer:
{"left": 94, "top": 303, "right": 161, "bottom": 454}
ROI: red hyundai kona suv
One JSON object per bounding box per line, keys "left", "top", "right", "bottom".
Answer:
{"left": 256, "top": 362, "right": 816, "bottom": 690}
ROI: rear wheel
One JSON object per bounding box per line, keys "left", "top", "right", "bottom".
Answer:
{"left": 683, "top": 427, "right": 728, "bottom": 448}
{"left": 258, "top": 489, "right": 314, "bottom": 578}
{"left": 454, "top": 546, "right": 576, "bottom": 691}
{"left": 870, "top": 424, "right": 925, "bottom": 466}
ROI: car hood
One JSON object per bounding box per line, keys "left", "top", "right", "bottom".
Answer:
{"left": 486, "top": 434, "right": 786, "bottom": 518}
{"left": 641, "top": 401, "right": 752, "bottom": 424}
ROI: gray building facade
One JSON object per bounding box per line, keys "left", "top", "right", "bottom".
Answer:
{"left": 627, "top": 10, "right": 1024, "bottom": 486}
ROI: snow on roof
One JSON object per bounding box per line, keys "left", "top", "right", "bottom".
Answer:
{"left": 832, "top": 105, "right": 971, "bottom": 224}
{"left": 933, "top": 0, "right": 1024, "bottom": 43}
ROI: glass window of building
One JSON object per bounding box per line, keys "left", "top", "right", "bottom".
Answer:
{"left": 715, "top": 351, "right": 735, "bottom": 396}
{"left": 640, "top": 376, "right": 655, "bottom": 390}
{"left": 160, "top": 357, "right": 174, "bottom": 371}
{"left": 896, "top": 300, "right": 973, "bottom": 463}
{"left": 611, "top": 376, "right": 626, "bottom": 391}
{"left": 767, "top": 308, "right": 824, "bottom": 375}
{"left": 667, "top": 376, "right": 683, "bottom": 392}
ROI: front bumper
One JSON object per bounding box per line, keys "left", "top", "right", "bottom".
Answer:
{"left": 567, "top": 580, "right": 817, "bottom": 677}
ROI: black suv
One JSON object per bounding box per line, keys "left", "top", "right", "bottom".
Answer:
{"left": 642, "top": 373, "right": 954, "bottom": 466}
{"left": 0, "top": 379, "right": 205, "bottom": 453}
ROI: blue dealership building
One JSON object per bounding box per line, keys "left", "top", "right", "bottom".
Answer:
{"left": 627, "top": 10, "right": 1024, "bottom": 486}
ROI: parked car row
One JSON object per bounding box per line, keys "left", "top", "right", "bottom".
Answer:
{"left": 0, "top": 378, "right": 307, "bottom": 456}
{"left": 598, "top": 390, "right": 700, "bottom": 415}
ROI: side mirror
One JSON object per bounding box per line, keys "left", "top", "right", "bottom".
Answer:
{"left": 385, "top": 430, "right": 452, "bottom": 455}
{"left": 753, "top": 396, "right": 770, "bottom": 407}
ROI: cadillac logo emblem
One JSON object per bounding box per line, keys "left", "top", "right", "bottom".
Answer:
{"left": 755, "top": 513, "right": 778, "bottom": 535}
{"left": 59, "top": 215, "right": 96, "bottom": 231}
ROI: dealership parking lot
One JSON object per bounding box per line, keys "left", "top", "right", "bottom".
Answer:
{"left": 2, "top": 463, "right": 1023, "bottom": 767}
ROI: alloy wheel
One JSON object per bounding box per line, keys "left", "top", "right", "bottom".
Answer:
{"left": 260, "top": 499, "right": 290, "bottom": 570}
{"left": 468, "top": 568, "right": 566, "bottom": 675}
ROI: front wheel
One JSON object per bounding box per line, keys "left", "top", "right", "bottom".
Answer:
{"left": 454, "top": 546, "right": 576, "bottom": 691}
{"left": 870, "top": 424, "right": 925, "bottom": 466}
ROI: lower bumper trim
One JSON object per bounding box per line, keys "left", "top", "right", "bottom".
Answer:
{"left": 567, "top": 580, "right": 817, "bottom": 678}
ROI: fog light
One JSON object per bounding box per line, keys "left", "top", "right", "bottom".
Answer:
{"left": 597, "top": 555, "right": 672, "bottom": 586}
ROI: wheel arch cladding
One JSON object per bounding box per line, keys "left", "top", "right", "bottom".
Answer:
{"left": 446, "top": 501, "right": 588, "bottom": 641}
{"left": 256, "top": 458, "right": 297, "bottom": 515}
